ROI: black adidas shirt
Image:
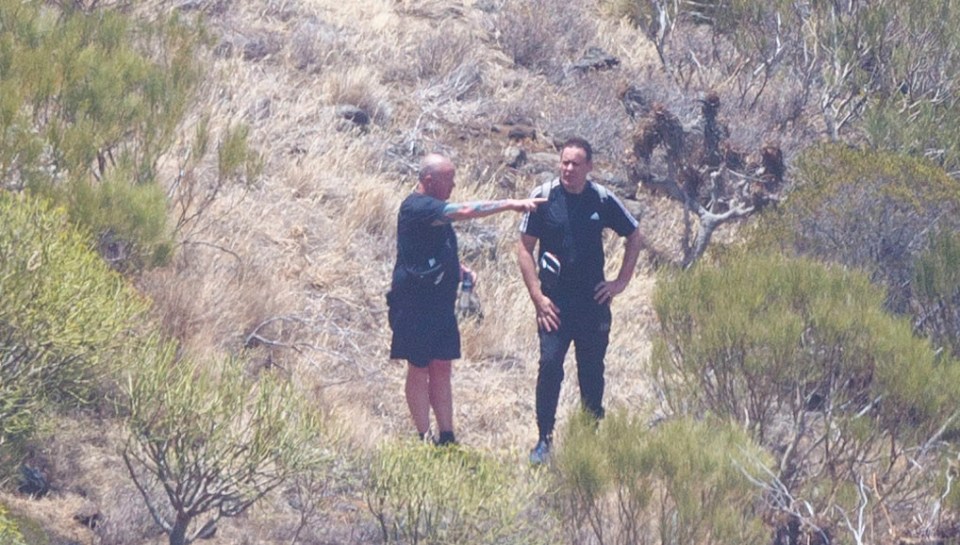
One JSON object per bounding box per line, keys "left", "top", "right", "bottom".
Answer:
{"left": 520, "top": 180, "right": 638, "bottom": 296}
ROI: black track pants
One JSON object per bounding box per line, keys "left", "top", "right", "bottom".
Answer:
{"left": 535, "top": 300, "right": 611, "bottom": 441}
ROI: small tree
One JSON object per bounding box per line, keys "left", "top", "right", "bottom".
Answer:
{"left": 123, "top": 343, "right": 327, "bottom": 545}
{"left": 0, "top": 0, "right": 204, "bottom": 269}
{"left": 627, "top": 96, "right": 785, "bottom": 268}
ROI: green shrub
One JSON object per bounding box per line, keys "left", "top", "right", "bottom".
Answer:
{"left": 651, "top": 251, "right": 960, "bottom": 540}
{"left": 0, "top": 191, "right": 147, "bottom": 460}
{"left": 654, "top": 251, "right": 957, "bottom": 443}
{"left": 913, "top": 228, "right": 960, "bottom": 358}
{"left": 123, "top": 342, "right": 329, "bottom": 545}
{"left": 752, "top": 143, "right": 960, "bottom": 314}
{"left": 0, "top": 504, "right": 27, "bottom": 545}
{"left": 0, "top": 0, "right": 204, "bottom": 269}
{"left": 365, "top": 440, "right": 547, "bottom": 545}
{"left": 553, "top": 410, "right": 768, "bottom": 545}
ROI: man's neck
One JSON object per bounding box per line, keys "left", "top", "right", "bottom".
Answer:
{"left": 562, "top": 179, "right": 589, "bottom": 195}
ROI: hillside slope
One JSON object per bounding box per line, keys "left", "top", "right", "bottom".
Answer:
{"left": 4, "top": 1, "right": 700, "bottom": 543}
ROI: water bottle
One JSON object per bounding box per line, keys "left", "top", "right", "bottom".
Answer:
{"left": 457, "top": 274, "right": 481, "bottom": 319}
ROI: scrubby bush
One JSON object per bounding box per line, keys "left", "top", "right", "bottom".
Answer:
{"left": 0, "top": 0, "right": 204, "bottom": 269}
{"left": 914, "top": 229, "right": 960, "bottom": 358}
{"left": 0, "top": 504, "right": 26, "bottom": 545}
{"left": 552, "top": 410, "right": 768, "bottom": 545}
{"left": 651, "top": 251, "right": 960, "bottom": 542}
{"left": 490, "top": 0, "right": 595, "bottom": 77}
{"left": 122, "top": 342, "right": 329, "bottom": 545}
{"left": 365, "top": 440, "right": 548, "bottom": 545}
{"left": 753, "top": 143, "right": 960, "bottom": 314}
{"left": 0, "top": 191, "right": 147, "bottom": 465}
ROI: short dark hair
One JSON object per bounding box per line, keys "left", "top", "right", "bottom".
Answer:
{"left": 561, "top": 136, "right": 593, "bottom": 162}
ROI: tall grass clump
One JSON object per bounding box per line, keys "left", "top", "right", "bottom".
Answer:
{"left": 365, "top": 441, "right": 549, "bottom": 545}
{"left": 552, "top": 410, "right": 767, "bottom": 545}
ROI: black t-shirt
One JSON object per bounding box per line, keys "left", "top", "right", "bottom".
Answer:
{"left": 390, "top": 192, "right": 459, "bottom": 309}
{"left": 519, "top": 180, "right": 638, "bottom": 296}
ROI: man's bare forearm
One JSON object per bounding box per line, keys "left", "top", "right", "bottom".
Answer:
{"left": 616, "top": 229, "right": 643, "bottom": 284}
{"left": 433, "top": 198, "right": 545, "bottom": 224}
{"left": 517, "top": 236, "right": 542, "bottom": 301}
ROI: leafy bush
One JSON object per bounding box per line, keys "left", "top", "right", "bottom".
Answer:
{"left": 0, "top": 191, "right": 147, "bottom": 461}
{"left": 0, "top": 504, "right": 26, "bottom": 545}
{"left": 651, "top": 251, "right": 960, "bottom": 541}
{"left": 753, "top": 143, "right": 960, "bottom": 313}
{"left": 553, "top": 410, "right": 768, "bottom": 545}
{"left": 365, "top": 440, "right": 547, "bottom": 545}
{"left": 0, "top": 0, "right": 204, "bottom": 269}
{"left": 913, "top": 228, "right": 960, "bottom": 358}
{"left": 123, "top": 342, "right": 329, "bottom": 545}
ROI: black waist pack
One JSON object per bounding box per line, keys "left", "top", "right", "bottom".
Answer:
{"left": 538, "top": 252, "right": 561, "bottom": 292}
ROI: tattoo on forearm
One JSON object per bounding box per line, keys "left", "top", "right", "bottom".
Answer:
{"left": 443, "top": 200, "right": 508, "bottom": 218}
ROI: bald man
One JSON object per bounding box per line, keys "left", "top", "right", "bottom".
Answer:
{"left": 387, "top": 154, "right": 545, "bottom": 445}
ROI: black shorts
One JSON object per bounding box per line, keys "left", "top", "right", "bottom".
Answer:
{"left": 388, "top": 298, "right": 460, "bottom": 368}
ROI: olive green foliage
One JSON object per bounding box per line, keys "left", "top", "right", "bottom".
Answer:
{"left": 171, "top": 120, "right": 263, "bottom": 239}
{"left": 914, "top": 229, "right": 960, "bottom": 357}
{"left": 123, "top": 344, "right": 329, "bottom": 545}
{"left": 0, "top": 191, "right": 147, "bottom": 460}
{"left": 0, "top": 0, "right": 203, "bottom": 269}
{"left": 366, "top": 441, "right": 547, "bottom": 545}
{"left": 652, "top": 252, "right": 960, "bottom": 539}
{"left": 553, "top": 410, "right": 768, "bottom": 545}
{"left": 0, "top": 504, "right": 27, "bottom": 545}
{"left": 754, "top": 143, "right": 960, "bottom": 313}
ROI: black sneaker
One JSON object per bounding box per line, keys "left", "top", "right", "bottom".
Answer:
{"left": 436, "top": 431, "right": 457, "bottom": 446}
{"left": 528, "top": 439, "right": 551, "bottom": 465}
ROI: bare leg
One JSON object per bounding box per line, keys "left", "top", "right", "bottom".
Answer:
{"left": 427, "top": 359, "right": 453, "bottom": 433}
{"left": 405, "top": 363, "right": 431, "bottom": 436}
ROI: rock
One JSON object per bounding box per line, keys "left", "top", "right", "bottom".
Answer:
{"left": 73, "top": 502, "right": 103, "bottom": 529}
{"left": 334, "top": 105, "right": 370, "bottom": 127}
{"left": 503, "top": 146, "right": 526, "bottom": 168}
{"left": 593, "top": 170, "right": 637, "bottom": 199}
{"left": 247, "top": 97, "right": 271, "bottom": 122}
{"left": 571, "top": 46, "right": 620, "bottom": 72}
{"left": 524, "top": 152, "right": 559, "bottom": 175}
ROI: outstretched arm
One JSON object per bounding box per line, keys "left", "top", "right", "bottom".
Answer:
{"left": 432, "top": 198, "right": 547, "bottom": 224}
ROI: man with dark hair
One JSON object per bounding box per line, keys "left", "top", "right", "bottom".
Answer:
{"left": 517, "top": 137, "right": 646, "bottom": 464}
{"left": 388, "top": 153, "right": 545, "bottom": 445}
